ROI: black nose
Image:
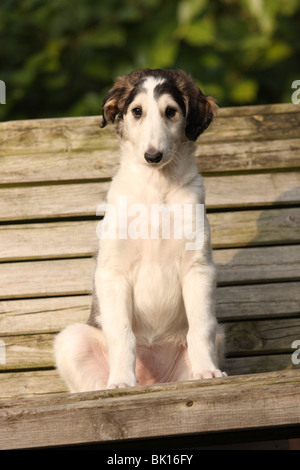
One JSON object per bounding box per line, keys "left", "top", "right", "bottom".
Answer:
{"left": 144, "top": 151, "right": 163, "bottom": 164}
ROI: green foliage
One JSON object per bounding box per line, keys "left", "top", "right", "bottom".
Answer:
{"left": 0, "top": 0, "right": 299, "bottom": 120}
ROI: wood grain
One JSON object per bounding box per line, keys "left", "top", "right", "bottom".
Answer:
{"left": 216, "top": 281, "right": 300, "bottom": 320}
{"left": 224, "top": 354, "right": 298, "bottom": 376}
{"left": 0, "top": 370, "right": 68, "bottom": 399}
{"left": 0, "top": 333, "right": 55, "bottom": 370}
{"left": 1, "top": 318, "right": 298, "bottom": 372}
{"left": 0, "top": 258, "right": 94, "bottom": 299}
{"left": 0, "top": 295, "right": 91, "bottom": 335}
{"left": 1, "top": 299, "right": 299, "bottom": 372}
{"left": 1, "top": 355, "right": 297, "bottom": 399}
{"left": 0, "top": 246, "right": 299, "bottom": 299}
{"left": 225, "top": 318, "right": 300, "bottom": 356}
{"left": 195, "top": 138, "right": 300, "bottom": 173}
{"left": 0, "top": 172, "right": 299, "bottom": 222}
{"left": 0, "top": 182, "right": 110, "bottom": 222}
{"left": 0, "top": 103, "right": 299, "bottom": 447}
{"left": 1, "top": 104, "right": 299, "bottom": 184}
{"left": 0, "top": 220, "right": 98, "bottom": 261}
{"left": 1, "top": 208, "right": 299, "bottom": 262}
{"left": 1, "top": 281, "right": 299, "bottom": 336}
{"left": 210, "top": 207, "right": 300, "bottom": 248}
{"left": 0, "top": 370, "right": 299, "bottom": 449}
{"left": 214, "top": 244, "right": 300, "bottom": 285}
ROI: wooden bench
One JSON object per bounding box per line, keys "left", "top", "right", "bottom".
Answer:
{"left": 0, "top": 103, "right": 300, "bottom": 450}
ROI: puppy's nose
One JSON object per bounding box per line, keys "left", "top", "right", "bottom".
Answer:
{"left": 144, "top": 151, "right": 163, "bottom": 164}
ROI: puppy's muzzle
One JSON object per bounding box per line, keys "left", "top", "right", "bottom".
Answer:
{"left": 144, "top": 151, "right": 163, "bottom": 164}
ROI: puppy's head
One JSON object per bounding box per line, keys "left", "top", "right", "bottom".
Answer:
{"left": 101, "top": 69, "right": 217, "bottom": 139}
{"left": 101, "top": 69, "right": 217, "bottom": 166}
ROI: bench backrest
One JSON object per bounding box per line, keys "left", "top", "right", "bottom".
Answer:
{"left": 0, "top": 103, "right": 299, "bottom": 398}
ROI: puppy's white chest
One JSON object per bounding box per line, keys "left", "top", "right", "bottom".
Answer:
{"left": 132, "top": 257, "right": 184, "bottom": 337}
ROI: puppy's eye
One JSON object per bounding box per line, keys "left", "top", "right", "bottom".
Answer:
{"left": 165, "top": 107, "right": 177, "bottom": 119}
{"left": 132, "top": 107, "right": 142, "bottom": 118}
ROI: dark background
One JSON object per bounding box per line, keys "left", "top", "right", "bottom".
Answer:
{"left": 1, "top": 0, "right": 300, "bottom": 121}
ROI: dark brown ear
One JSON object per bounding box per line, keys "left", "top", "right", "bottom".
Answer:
{"left": 100, "top": 69, "right": 146, "bottom": 129}
{"left": 185, "top": 91, "right": 218, "bottom": 142}
{"left": 100, "top": 87, "right": 125, "bottom": 128}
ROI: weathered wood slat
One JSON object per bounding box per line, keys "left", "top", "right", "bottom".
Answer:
{"left": 0, "top": 136, "right": 298, "bottom": 183}
{"left": 224, "top": 354, "right": 298, "bottom": 376}
{"left": 216, "top": 282, "right": 300, "bottom": 320}
{"left": 0, "top": 295, "right": 90, "bottom": 335}
{"left": 210, "top": 207, "right": 300, "bottom": 248}
{"left": 1, "top": 139, "right": 298, "bottom": 184}
{"left": 0, "top": 333, "right": 55, "bottom": 370}
{"left": 0, "top": 149, "right": 120, "bottom": 185}
{"left": 225, "top": 318, "right": 300, "bottom": 356}
{"left": 0, "top": 355, "right": 297, "bottom": 399}
{"left": 1, "top": 104, "right": 297, "bottom": 159}
{"left": 205, "top": 171, "right": 300, "bottom": 209}
{"left": 0, "top": 103, "right": 299, "bottom": 448}
{"left": 1, "top": 282, "right": 299, "bottom": 337}
{"left": 1, "top": 317, "right": 299, "bottom": 372}
{"left": 0, "top": 370, "right": 68, "bottom": 399}
{"left": 0, "top": 182, "right": 110, "bottom": 222}
{"left": 215, "top": 103, "right": 299, "bottom": 116}
{"left": 195, "top": 138, "right": 300, "bottom": 174}
{"left": 215, "top": 244, "right": 300, "bottom": 285}
{"left": 0, "top": 115, "right": 109, "bottom": 156}
{"left": 0, "top": 220, "right": 97, "bottom": 261}
{"left": 1, "top": 208, "right": 299, "bottom": 262}
{"left": 0, "top": 370, "right": 299, "bottom": 449}
{"left": 0, "top": 258, "right": 94, "bottom": 299}
{"left": 1, "top": 104, "right": 299, "bottom": 185}
{"left": 0, "top": 246, "right": 299, "bottom": 299}
{"left": 0, "top": 172, "right": 299, "bottom": 222}
{"left": 204, "top": 107, "right": 300, "bottom": 142}
{"left": 0, "top": 118, "right": 119, "bottom": 184}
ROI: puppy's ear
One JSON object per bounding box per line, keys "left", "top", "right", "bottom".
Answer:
{"left": 185, "top": 91, "right": 218, "bottom": 142}
{"left": 100, "top": 87, "right": 125, "bottom": 129}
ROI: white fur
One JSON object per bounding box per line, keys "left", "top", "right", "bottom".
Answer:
{"left": 54, "top": 74, "right": 226, "bottom": 392}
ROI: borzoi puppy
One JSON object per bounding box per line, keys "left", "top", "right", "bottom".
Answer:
{"left": 54, "top": 69, "right": 226, "bottom": 392}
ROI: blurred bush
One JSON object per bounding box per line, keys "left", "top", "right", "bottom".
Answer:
{"left": 0, "top": 0, "right": 299, "bottom": 120}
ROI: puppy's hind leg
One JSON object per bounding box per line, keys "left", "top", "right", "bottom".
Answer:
{"left": 54, "top": 323, "right": 109, "bottom": 392}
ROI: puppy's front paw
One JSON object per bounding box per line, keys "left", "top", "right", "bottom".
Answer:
{"left": 193, "top": 369, "right": 227, "bottom": 380}
{"left": 106, "top": 382, "right": 131, "bottom": 390}
{"left": 106, "top": 374, "right": 137, "bottom": 390}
